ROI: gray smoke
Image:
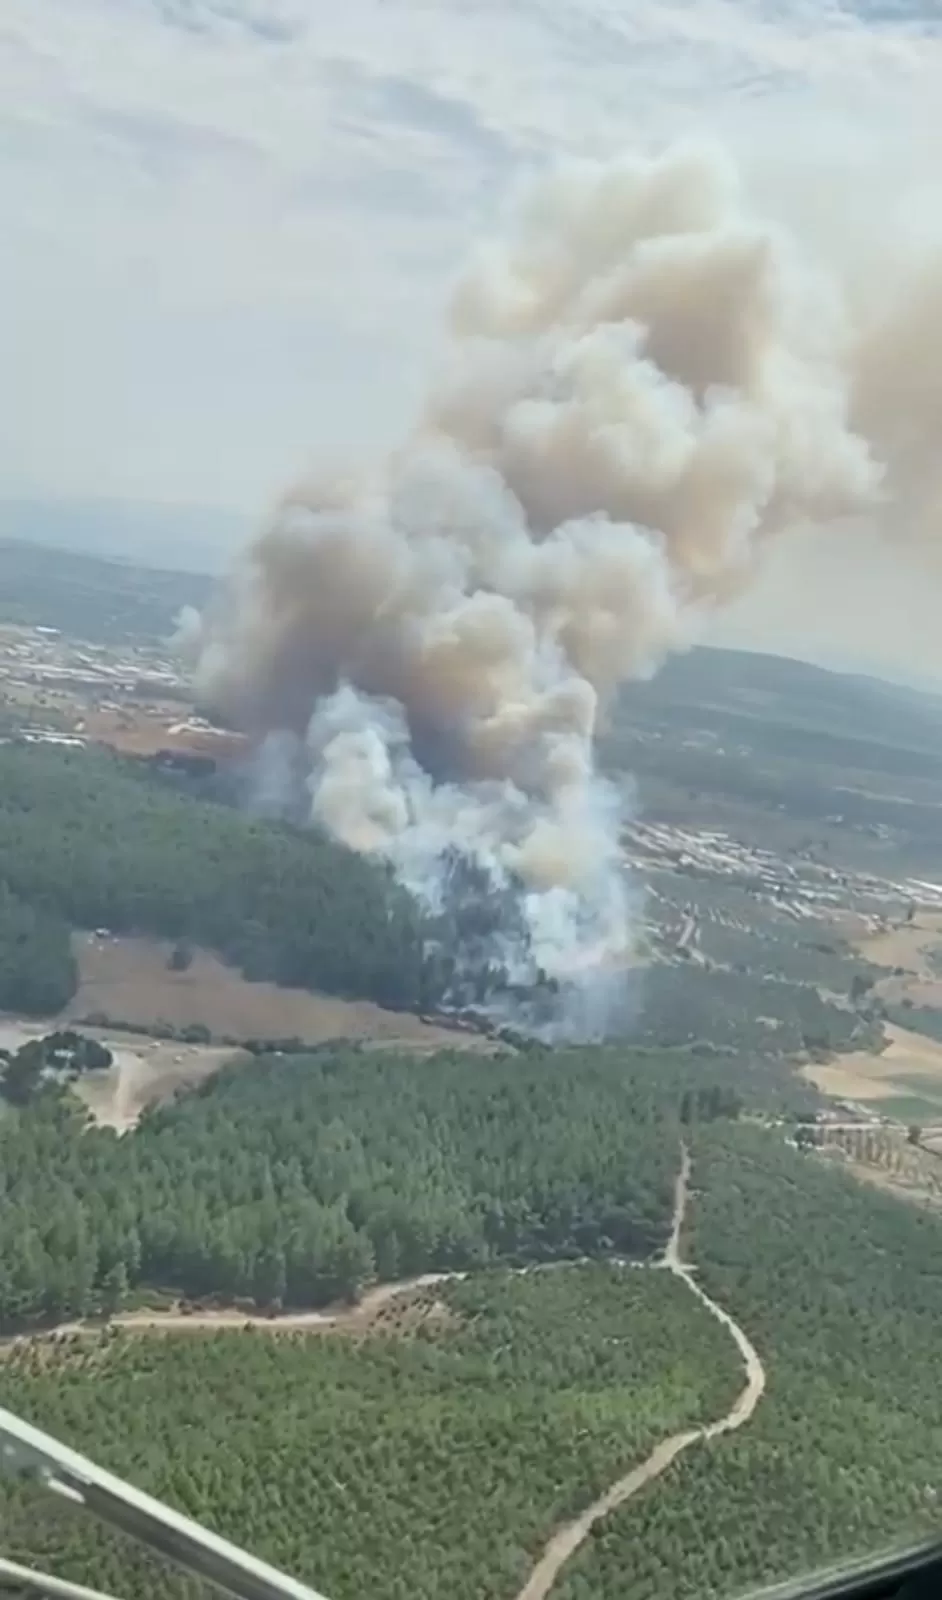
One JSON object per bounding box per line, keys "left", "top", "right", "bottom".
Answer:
{"left": 195, "top": 137, "right": 942, "bottom": 1035}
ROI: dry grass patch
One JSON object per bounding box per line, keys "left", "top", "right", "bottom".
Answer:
{"left": 65, "top": 932, "right": 495, "bottom": 1054}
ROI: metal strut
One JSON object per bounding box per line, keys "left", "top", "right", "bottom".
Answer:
{"left": 0, "top": 1405, "right": 331, "bottom": 1600}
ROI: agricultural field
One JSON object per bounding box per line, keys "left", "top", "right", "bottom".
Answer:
{"left": 800, "top": 1023, "right": 942, "bottom": 1124}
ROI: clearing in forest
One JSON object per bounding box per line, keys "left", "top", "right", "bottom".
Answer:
{"left": 0, "top": 1016, "right": 236, "bottom": 1133}
{"left": 61, "top": 931, "right": 496, "bottom": 1045}
{"left": 1, "top": 929, "right": 499, "bottom": 1132}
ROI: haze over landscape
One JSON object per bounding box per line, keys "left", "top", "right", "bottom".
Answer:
{"left": 7, "top": 7, "right": 942, "bottom": 1600}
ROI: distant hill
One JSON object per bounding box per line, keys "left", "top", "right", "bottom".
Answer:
{"left": 621, "top": 645, "right": 942, "bottom": 745}
{"left": 3, "top": 508, "right": 941, "bottom": 739}
{"left": 0, "top": 538, "right": 215, "bottom": 643}
{"left": 0, "top": 497, "right": 250, "bottom": 576}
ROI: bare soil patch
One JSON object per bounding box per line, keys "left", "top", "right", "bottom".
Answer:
{"left": 0, "top": 1016, "right": 237, "bottom": 1132}
{"left": 75, "top": 1039, "right": 242, "bottom": 1131}
{"left": 65, "top": 932, "right": 496, "bottom": 1054}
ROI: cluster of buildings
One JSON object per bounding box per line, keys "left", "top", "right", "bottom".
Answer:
{"left": 623, "top": 817, "right": 942, "bottom": 930}
{"left": 0, "top": 624, "right": 247, "bottom": 764}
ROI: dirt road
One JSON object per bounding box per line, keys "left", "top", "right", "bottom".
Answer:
{"left": 7, "top": 1147, "right": 766, "bottom": 1600}
{"left": 120, "top": 1273, "right": 463, "bottom": 1332}
{"left": 513, "top": 1144, "right": 766, "bottom": 1600}
{"left": 4, "top": 1274, "right": 464, "bottom": 1345}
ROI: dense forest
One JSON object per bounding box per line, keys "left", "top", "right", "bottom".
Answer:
{"left": 0, "top": 1047, "right": 745, "bottom": 1330}
{"left": 0, "top": 744, "right": 591, "bottom": 1026}
{"left": 0, "top": 743, "right": 879, "bottom": 1060}
{"left": 0, "top": 883, "right": 75, "bottom": 1015}
{"left": 559, "top": 1124, "right": 942, "bottom": 1600}
{"left": 0, "top": 743, "right": 429, "bottom": 1013}
{"left": 4, "top": 1109, "right": 942, "bottom": 1600}
{"left": 0, "top": 1268, "right": 740, "bottom": 1600}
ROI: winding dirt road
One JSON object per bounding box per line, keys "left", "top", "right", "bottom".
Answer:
{"left": 6, "top": 1146, "right": 766, "bottom": 1600}
{"left": 513, "top": 1145, "right": 766, "bottom": 1600}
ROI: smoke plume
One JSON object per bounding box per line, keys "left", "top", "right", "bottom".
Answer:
{"left": 195, "top": 138, "right": 942, "bottom": 1036}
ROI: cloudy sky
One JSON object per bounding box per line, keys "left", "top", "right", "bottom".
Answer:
{"left": 3, "top": 1, "right": 942, "bottom": 673}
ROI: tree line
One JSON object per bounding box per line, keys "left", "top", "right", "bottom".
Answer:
{"left": 0, "top": 743, "right": 430, "bottom": 1013}
{"left": 0, "top": 1044, "right": 750, "bottom": 1333}
{"left": 0, "top": 744, "right": 621, "bottom": 1027}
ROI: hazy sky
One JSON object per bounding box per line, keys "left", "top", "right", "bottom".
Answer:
{"left": 3, "top": 1, "right": 942, "bottom": 677}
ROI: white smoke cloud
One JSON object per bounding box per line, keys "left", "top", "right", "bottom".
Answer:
{"left": 169, "top": 604, "right": 204, "bottom": 658}
{"left": 195, "top": 134, "right": 942, "bottom": 1034}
